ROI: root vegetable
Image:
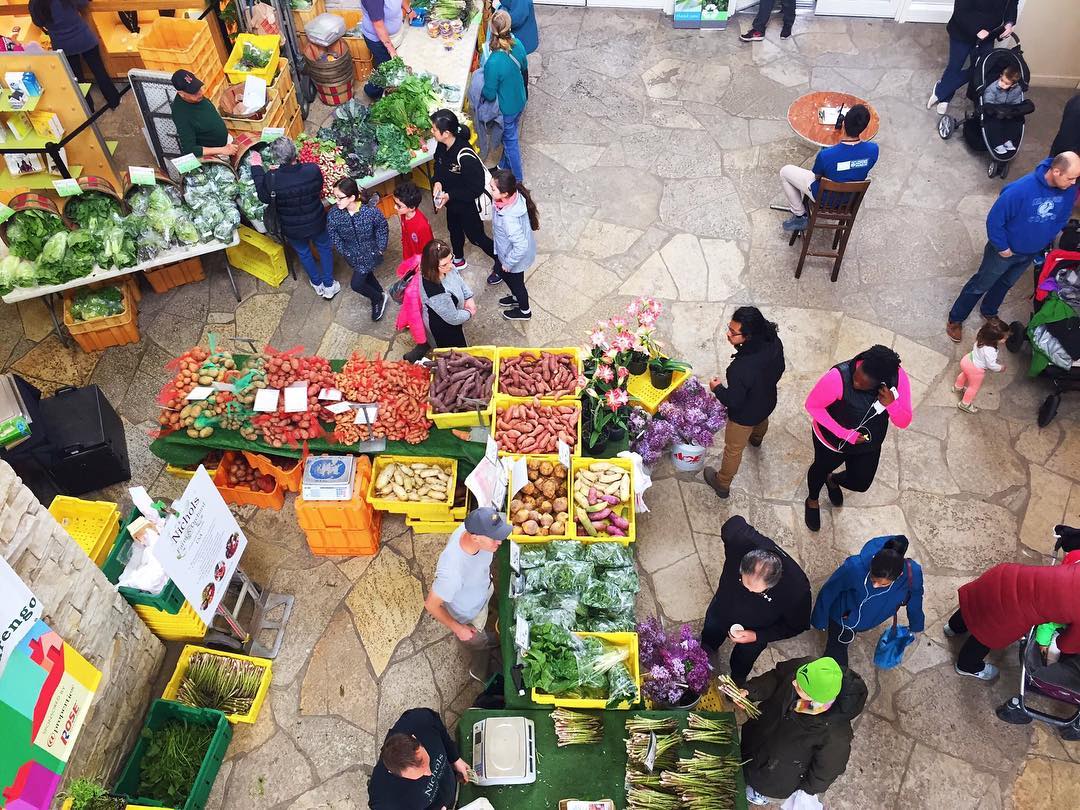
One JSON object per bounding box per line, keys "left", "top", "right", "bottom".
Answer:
{"left": 429, "top": 351, "right": 495, "bottom": 413}
{"left": 572, "top": 461, "right": 633, "bottom": 539}
{"left": 498, "top": 351, "right": 579, "bottom": 397}
{"left": 494, "top": 401, "right": 579, "bottom": 454}
{"left": 508, "top": 458, "right": 570, "bottom": 537}
{"left": 373, "top": 460, "right": 452, "bottom": 504}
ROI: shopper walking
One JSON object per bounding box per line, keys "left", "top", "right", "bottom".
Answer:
{"left": 704, "top": 307, "right": 785, "bottom": 499}
{"left": 29, "top": 0, "right": 120, "bottom": 111}
{"left": 701, "top": 516, "right": 811, "bottom": 686}
{"left": 430, "top": 109, "right": 497, "bottom": 272}
{"left": 405, "top": 238, "right": 476, "bottom": 361}
{"left": 1050, "top": 94, "right": 1080, "bottom": 157}
{"left": 326, "top": 178, "right": 389, "bottom": 321}
{"left": 369, "top": 708, "right": 471, "bottom": 810}
{"left": 803, "top": 345, "right": 912, "bottom": 532}
{"left": 953, "top": 318, "right": 1010, "bottom": 413}
{"left": 740, "top": 656, "right": 866, "bottom": 807}
{"left": 947, "top": 153, "right": 1080, "bottom": 343}
{"left": 494, "top": 0, "right": 538, "bottom": 56}
{"left": 928, "top": 0, "right": 1017, "bottom": 115}
{"left": 393, "top": 180, "right": 434, "bottom": 263}
{"left": 482, "top": 11, "right": 528, "bottom": 183}
{"left": 250, "top": 140, "right": 338, "bottom": 298}
{"left": 811, "top": 535, "right": 924, "bottom": 668}
{"left": 739, "top": 0, "right": 795, "bottom": 43}
{"left": 489, "top": 168, "right": 537, "bottom": 322}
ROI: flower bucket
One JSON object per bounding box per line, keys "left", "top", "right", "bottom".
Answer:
{"left": 670, "top": 442, "right": 706, "bottom": 472}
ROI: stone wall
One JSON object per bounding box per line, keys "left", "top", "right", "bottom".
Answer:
{"left": 0, "top": 461, "right": 165, "bottom": 785}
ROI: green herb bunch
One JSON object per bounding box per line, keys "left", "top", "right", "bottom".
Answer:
{"left": 137, "top": 720, "right": 214, "bottom": 807}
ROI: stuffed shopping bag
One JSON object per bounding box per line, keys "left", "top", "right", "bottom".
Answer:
{"left": 874, "top": 622, "right": 915, "bottom": 669}
{"left": 781, "top": 790, "right": 823, "bottom": 810}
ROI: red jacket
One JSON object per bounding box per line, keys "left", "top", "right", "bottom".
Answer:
{"left": 959, "top": 562, "right": 1080, "bottom": 652}
{"left": 394, "top": 256, "right": 425, "bottom": 344}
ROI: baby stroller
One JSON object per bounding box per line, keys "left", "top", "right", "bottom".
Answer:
{"left": 995, "top": 525, "right": 1080, "bottom": 740}
{"left": 938, "top": 30, "right": 1034, "bottom": 179}
{"left": 1005, "top": 241, "right": 1080, "bottom": 426}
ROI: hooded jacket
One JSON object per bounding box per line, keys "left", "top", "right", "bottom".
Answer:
{"left": 986, "top": 156, "right": 1079, "bottom": 255}
{"left": 741, "top": 657, "right": 867, "bottom": 799}
{"left": 492, "top": 192, "right": 536, "bottom": 274}
{"left": 811, "top": 536, "right": 925, "bottom": 633}
{"left": 712, "top": 335, "right": 785, "bottom": 427}
{"left": 1050, "top": 94, "right": 1080, "bottom": 157}
{"left": 394, "top": 256, "right": 426, "bottom": 344}
{"left": 251, "top": 163, "right": 327, "bottom": 241}
{"left": 701, "top": 516, "right": 811, "bottom": 651}
{"left": 946, "top": 0, "right": 1018, "bottom": 44}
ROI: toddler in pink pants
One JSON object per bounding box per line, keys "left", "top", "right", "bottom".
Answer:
{"left": 954, "top": 319, "right": 1011, "bottom": 413}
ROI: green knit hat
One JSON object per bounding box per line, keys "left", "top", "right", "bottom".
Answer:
{"left": 796, "top": 657, "right": 843, "bottom": 703}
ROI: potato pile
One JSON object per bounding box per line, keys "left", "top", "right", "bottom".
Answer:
{"left": 573, "top": 462, "right": 631, "bottom": 538}
{"left": 373, "top": 460, "right": 452, "bottom": 503}
{"left": 499, "top": 351, "right": 579, "bottom": 397}
{"left": 430, "top": 351, "right": 495, "bottom": 413}
{"left": 495, "top": 401, "right": 578, "bottom": 454}
{"left": 509, "top": 459, "right": 569, "bottom": 537}
{"left": 222, "top": 455, "right": 277, "bottom": 493}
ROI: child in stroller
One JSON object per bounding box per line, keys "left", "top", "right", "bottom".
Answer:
{"left": 938, "top": 30, "right": 1035, "bottom": 179}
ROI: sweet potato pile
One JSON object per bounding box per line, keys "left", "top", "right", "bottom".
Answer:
{"left": 498, "top": 351, "right": 578, "bottom": 397}
{"left": 573, "top": 462, "right": 632, "bottom": 538}
{"left": 429, "top": 351, "right": 494, "bottom": 414}
{"left": 495, "top": 400, "right": 579, "bottom": 454}
{"left": 509, "top": 458, "right": 569, "bottom": 537}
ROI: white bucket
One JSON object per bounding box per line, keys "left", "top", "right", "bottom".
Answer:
{"left": 670, "top": 442, "right": 706, "bottom": 472}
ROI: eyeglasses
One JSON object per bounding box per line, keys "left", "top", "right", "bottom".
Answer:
{"left": 727, "top": 328, "right": 743, "bottom": 337}
{"left": 333, "top": 194, "right": 348, "bottom": 201}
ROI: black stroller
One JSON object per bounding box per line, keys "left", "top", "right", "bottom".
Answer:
{"left": 938, "top": 30, "right": 1035, "bottom": 179}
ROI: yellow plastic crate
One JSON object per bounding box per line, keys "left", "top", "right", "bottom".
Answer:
{"left": 134, "top": 602, "right": 207, "bottom": 641}
{"left": 367, "top": 455, "right": 458, "bottom": 520}
{"left": 426, "top": 345, "right": 499, "bottom": 429}
{"left": 504, "top": 454, "right": 574, "bottom": 543}
{"left": 406, "top": 513, "right": 462, "bottom": 534}
{"left": 570, "top": 456, "right": 635, "bottom": 544}
{"left": 166, "top": 462, "right": 220, "bottom": 480}
{"left": 494, "top": 396, "right": 582, "bottom": 457}
{"left": 225, "top": 33, "right": 281, "bottom": 85}
{"left": 626, "top": 367, "right": 692, "bottom": 414}
{"left": 532, "top": 632, "right": 640, "bottom": 709}
{"left": 161, "top": 644, "right": 272, "bottom": 725}
{"left": 227, "top": 225, "right": 288, "bottom": 285}
{"left": 495, "top": 346, "right": 583, "bottom": 397}
{"left": 48, "top": 495, "right": 120, "bottom": 566}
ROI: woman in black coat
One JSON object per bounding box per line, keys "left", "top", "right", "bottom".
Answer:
{"left": 704, "top": 307, "right": 785, "bottom": 499}
{"left": 928, "top": 0, "right": 1017, "bottom": 115}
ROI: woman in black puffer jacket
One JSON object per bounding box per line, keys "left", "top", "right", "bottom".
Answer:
{"left": 250, "top": 138, "right": 339, "bottom": 299}
{"left": 928, "top": 0, "right": 1017, "bottom": 116}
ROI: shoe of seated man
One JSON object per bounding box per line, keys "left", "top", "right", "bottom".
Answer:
{"left": 746, "top": 786, "right": 770, "bottom": 806}
{"left": 783, "top": 213, "right": 809, "bottom": 232}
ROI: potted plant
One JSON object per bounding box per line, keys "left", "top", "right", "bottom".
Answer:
{"left": 630, "top": 377, "right": 727, "bottom": 471}
{"left": 638, "top": 618, "right": 712, "bottom": 708}
{"left": 648, "top": 355, "right": 691, "bottom": 390}
{"left": 58, "top": 777, "right": 127, "bottom": 810}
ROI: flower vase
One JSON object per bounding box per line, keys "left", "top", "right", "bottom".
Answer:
{"left": 670, "top": 442, "right": 706, "bottom": 472}
{"left": 628, "top": 352, "right": 648, "bottom": 375}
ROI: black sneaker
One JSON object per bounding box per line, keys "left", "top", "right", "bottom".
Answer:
{"left": 372, "top": 292, "right": 388, "bottom": 322}
{"left": 487, "top": 270, "right": 502, "bottom": 285}
{"left": 740, "top": 29, "right": 765, "bottom": 42}
{"left": 781, "top": 23, "right": 793, "bottom": 38}
{"left": 503, "top": 308, "right": 531, "bottom": 321}
{"left": 498, "top": 295, "right": 518, "bottom": 307}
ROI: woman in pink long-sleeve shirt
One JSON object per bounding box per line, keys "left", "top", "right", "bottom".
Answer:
{"left": 804, "top": 344, "right": 912, "bottom": 531}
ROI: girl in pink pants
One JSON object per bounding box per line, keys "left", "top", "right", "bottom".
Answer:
{"left": 954, "top": 319, "right": 1011, "bottom": 413}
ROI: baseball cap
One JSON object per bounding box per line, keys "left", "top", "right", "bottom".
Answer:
{"left": 463, "top": 507, "right": 512, "bottom": 541}
{"left": 171, "top": 69, "right": 204, "bottom": 94}
{"left": 796, "top": 657, "right": 843, "bottom": 704}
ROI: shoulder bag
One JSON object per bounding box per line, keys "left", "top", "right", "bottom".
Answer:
{"left": 460, "top": 147, "right": 494, "bottom": 221}
{"left": 262, "top": 171, "right": 285, "bottom": 242}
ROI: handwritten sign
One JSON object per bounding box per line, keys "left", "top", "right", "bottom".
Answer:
{"left": 171, "top": 153, "right": 201, "bottom": 174}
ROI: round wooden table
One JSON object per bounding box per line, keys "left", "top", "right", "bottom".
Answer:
{"left": 787, "top": 91, "right": 880, "bottom": 147}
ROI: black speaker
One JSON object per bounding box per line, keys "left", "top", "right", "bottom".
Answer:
{"left": 38, "top": 385, "right": 130, "bottom": 495}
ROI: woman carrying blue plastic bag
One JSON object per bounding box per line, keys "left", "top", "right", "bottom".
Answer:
{"left": 810, "top": 535, "right": 924, "bottom": 668}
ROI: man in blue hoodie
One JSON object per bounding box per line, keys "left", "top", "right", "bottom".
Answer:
{"left": 947, "top": 151, "right": 1080, "bottom": 342}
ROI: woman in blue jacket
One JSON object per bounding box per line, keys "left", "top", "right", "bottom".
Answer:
{"left": 811, "top": 535, "right": 924, "bottom": 667}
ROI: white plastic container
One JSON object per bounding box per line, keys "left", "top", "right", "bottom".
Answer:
{"left": 670, "top": 442, "right": 706, "bottom": 472}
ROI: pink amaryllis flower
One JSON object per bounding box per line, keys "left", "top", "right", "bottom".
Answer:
{"left": 602, "top": 347, "right": 619, "bottom": 364}
{"left": 611, "top": 332, "right": 634, "bottom": 353}
{"left": 610, "top": 315, "right": 628, "bottom": 329}
{"left": 617, "top": 366, "right": 630, "bottom": 382}
{"left": 588, "top": 327, "right": 607, "bottom": 347}
{"left": 638, "top": 308, "right": 658, "bottom": 328}
{"left": 595, "top": 364, "right": 615, "bottom": 384}
{"left": 605, "top": 388, "right": 629, "bottom": 410}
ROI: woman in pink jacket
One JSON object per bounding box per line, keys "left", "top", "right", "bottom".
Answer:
{"left": 395, "top": 255, "right": 428, "bottom": 362}
{"left": 803, "top": 345, "right": 912, "bottom": 531}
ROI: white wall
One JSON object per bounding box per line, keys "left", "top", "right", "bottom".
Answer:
{"left": 1017, "top": 0, "right": 1080, "bottom": 88}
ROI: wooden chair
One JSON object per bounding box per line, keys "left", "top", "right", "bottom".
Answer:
{"left": 789, "top": 178, "right": 871, "bottom": 282}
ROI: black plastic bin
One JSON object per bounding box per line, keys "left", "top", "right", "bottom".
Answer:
{"left": 38, "top": 385, "right": 130, "bottom": 495}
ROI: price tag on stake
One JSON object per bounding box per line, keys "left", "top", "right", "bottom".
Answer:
{"left": 171, "top": 153, "right": 202, "bottom": 174}
{"left": 0, "top": 202, "right": 13, "bottom": 225}
{"left": 52, "top": 178, "right": 81, "bottom": 196}
{"left": 261, "top": 127, "right": 285, "bottom": 143}
{"left": 515, "top": 616, "right": 530, "bottom": 652}
{"left": 557, "top": 439, "right": 571, "bottom": 471}
{"left": 129, "top": 166, "right": 156, "bottom": 185}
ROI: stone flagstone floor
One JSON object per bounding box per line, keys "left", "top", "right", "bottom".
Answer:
{"left": 3, "top": 8, "right": 1080, "bottom": 809}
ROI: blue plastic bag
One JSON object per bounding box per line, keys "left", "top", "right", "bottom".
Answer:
{"left": 874, "top": 623, "right": 915, "bottom": 669}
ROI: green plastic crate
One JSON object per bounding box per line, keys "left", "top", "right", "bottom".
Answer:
{"left": 100, "top": 508, "right": 186, "bottom": 614}
{"left": 114, "top": 699, "right": 232, "bottom": 810}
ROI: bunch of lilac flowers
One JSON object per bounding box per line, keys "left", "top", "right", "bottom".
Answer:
{"left": 630, "top": 377, "right": 727, "bottom": 465}
{"left": 638, "top": 618, "right": 712, "bottom": 705}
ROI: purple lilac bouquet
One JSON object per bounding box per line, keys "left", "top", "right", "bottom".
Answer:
{"left": 638, "top": 618, "right": 713, "bottom": 705}
{"left": 630, "top": 377, "right": 727, "bottom": 465}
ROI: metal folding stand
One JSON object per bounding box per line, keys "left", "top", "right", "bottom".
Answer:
{"left": 204, "top": 566, "right": 295, "bottom": 659}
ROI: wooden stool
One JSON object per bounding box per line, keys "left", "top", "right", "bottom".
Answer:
{"left": 789, "top": 178, "right": 871, "bottom": 282}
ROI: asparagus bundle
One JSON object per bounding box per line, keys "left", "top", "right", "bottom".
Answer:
{"left": 626, "top": 786, "right": 682, "bottom": 810}
{"left": 551, "top": 707, "right": 603, "bottom": 746}
{"left": 661, "top": 751, "right": 742, "bottom": 808}
{"left": 682, "top": 712, "right": 735, "bottom": 746}
{"left": 626, "top": 731, "right": 681, "bottom": 771}
{"left": 176, "top": 652, "right": 264, "bottom": 715}
{"left": 624, "top": 716, "right": 678, "bottom": 735}
{"left": 716, "top": 674, "right": 762, "bottom": 719}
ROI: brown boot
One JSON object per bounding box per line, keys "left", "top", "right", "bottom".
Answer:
{"left": 946, "top": 321, "right": 963, "bottom": 343}
{"left": 703, "top": 467, "right": 730, "bottom": 499}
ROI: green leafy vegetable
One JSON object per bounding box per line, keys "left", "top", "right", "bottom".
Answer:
{"left": 5, "top": 209, "right": 65, "bottom": 260}
{"left": 70, "top": 286, "right": 124, "bottom": 321}
{"left": 606, "top": 662, "right": 637, "bottom": 708}
{"left": 370, "top": 74, "right": 439, "bottom": 147}
{"left": 368, "top": 56, "right": 409, "bottom": 90}
{"left": 64, "top": 192, "right": 121, "bottom": 229}
{"left": 375, "top": 123, "right": 414, "bottom": 174}
{"left": 135, "top": 719, "right": 214, "bottom": 807}
{"left": 522, "top": 623, "right": 581, "bottom": 694}
{"left": 237, "top": 41, "right": 273, "bottom": 71}
{"left": 0, "top": 254, "right": 34, "bottom": 294}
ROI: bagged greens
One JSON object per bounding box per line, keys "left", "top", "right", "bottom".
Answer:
{"left": 584, "top": 542, "right": 634, "bottom": 569}
{"left": 237, "top": 163, "right": 268, "bottom": 226}
{"left": 603, "top": 568, "right": 640, "bottom": 594}
{"left": 5, "top": 209, "right": 66, "bottom": 260}
{"left": 183, "top": 163, "right": 241, "bottom": 243}
{"left": 580, "top": 579, "right": 636, "bottom": 615}
{"left": 96, "top": 215, "right": 138, "bottom": 269}
{"left": 606, "top": 662, "right": 637, "bottom": 707}
{"left": 518, "top": 546, "right": 548, "bottom": 569}
{"left": 0, "top": 254, "right": 34, "bottom": 294}
{"left": 70, "top": 285, "right": 124, "bottom": 321}
{"left": 237, "top": 41, "right": 273, "bottom": 71}
{"left": 546, "top": 541, "right": 586, "bottom": 562}
{"left": 581, "top": 611, "right": 636, "bottom": 632}
{"left": 535, "top": 560, "right": 593, "bottom": 594}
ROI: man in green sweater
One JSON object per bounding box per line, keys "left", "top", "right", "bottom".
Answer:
{"left": 170, "top": 70, "right": 236, "bottom": 159}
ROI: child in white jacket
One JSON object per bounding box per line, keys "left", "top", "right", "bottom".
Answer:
{"left": 953, "top": 319, "right": 1011, "bottom": 413}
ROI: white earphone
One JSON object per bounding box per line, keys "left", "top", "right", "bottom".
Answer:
{"left": 836, "top": 573, "right": 896, "bottom": 645}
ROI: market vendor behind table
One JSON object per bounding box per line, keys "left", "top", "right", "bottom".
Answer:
{"left": 169, "top": 70, "right": 236, "bottom": 159}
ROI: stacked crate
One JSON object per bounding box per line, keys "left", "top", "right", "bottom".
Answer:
{"left": 222, "top": 61, "right": 301, "bottom": 138}
{"left": 139, "top": 17, "right": 226, "bottom": 102}
{"left": 296, "top": 455, "right": 382, "bottom": 556}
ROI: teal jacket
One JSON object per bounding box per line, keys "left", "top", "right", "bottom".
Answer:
{"left": 482, "top": 39, "right": 527, "bottom": 118}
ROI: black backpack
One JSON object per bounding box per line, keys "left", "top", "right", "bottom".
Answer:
{"left": 262, "top": 171, "right": 285, "bottom": 242}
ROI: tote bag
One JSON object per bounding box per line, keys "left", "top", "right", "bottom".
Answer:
{"left": 874, "top": 560, "right": 916, "bottom": 670}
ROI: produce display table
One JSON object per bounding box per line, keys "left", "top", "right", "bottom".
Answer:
{"left": 456, "top": 708, "right": 748, "bottom": 810}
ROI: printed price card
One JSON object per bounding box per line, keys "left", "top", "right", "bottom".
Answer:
{"left": 261, "top": 127, "right": 285, "bottom": 143}
{"left": 52, "top": 178, "right": 81, "bottom": 196}
{"left": 129, "top": 166, "right": 157, "bottom": 185}
{"left": 171, "top": 153, "right": 202, "bottom": 174}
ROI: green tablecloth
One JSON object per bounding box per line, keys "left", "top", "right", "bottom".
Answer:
{"left": 456, "top": 708, "right": 747, "bottom": 810}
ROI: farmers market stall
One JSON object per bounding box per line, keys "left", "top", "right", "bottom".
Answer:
{"left": 456, "top": 708, "right": 748, "bottom": 810}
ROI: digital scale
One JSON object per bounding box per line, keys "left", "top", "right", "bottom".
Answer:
{"left": 302, "top": 455, "right": 356, "bottom": 501}
{"left": 471, "top": 716, "right": 537, "bottom": 786}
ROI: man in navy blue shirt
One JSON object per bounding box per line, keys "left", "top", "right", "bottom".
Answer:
{"left": 777, "top": 105, "right": 879, "bottom": 233}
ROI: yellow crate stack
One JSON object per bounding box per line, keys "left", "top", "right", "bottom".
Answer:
{"left": 48, "top": 495, "right": 120, "bottom": 566}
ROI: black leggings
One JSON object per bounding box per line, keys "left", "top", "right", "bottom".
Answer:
{"left": 499, "top": 268, "right": 530, "bottom": 311}
{"left": 824, "top": 620, "right": 852, "bottom": 668}
{"left": 807, "top": 432, "right": 881, "bottom": 501}
{"left": 350, "top": 270, "right": 384, "bottom": 304}
{"left": 67, "top": 46, "right": 121, "bottom": 110}
{"left": 446, "top": 204, "right": 495, "bottom": 263}
{"left": 948, "top": 609, "right": 993, "bottom": 674}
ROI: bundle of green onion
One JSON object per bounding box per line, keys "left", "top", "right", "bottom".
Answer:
{"left": 175, "top": 652, "right": 264, "bottom": 715}
{"left": 682, "top": 712, "right": 735, "bottom": 746}
{"left": 716, "top": 674, "right": 762, "bottom": 719}
{"left": 551, "top": 707, "right": 602, "bottom": 746}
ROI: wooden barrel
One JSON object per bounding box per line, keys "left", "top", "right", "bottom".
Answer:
{"left": 61, "top": 176, "right": 127, "bottom": 228}
{"left": 0, "top": 191, "right": 66, "bottom": 248}
{"left": 302, "top": 39, "right": 353, "bottom": 85}
{"left": 120, "top": 169, "right": 179, "bottom": 199}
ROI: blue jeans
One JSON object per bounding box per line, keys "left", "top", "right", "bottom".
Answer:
{"left": 948, "top": 241, "right": 1036, "bottom": 323}
{"left": 498, "top": 111, "right": 524, "bottom": 182}
{"left": 289, "top": 230, "right": 335, "bottom": 288}
{"left": 934, "top": 36, "right": 975, "bottom": 103}
{"left": 363, "top": 37, "right": 392, "bottom": 100}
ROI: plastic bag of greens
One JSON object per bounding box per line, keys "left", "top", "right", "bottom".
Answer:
{"left": 137, "top": 229, "right": 170, "bottom": 263}
{"left": 173, "top": 212, "right": 201, "bottom": 246}
{"left": 98, "top": 217, "right": 138, "bottom": 269}
{"left": 582, "top": 611, "right": 635, "bottom": 633}
{"left": 518, "top": 546, "right": 548, "bottom": 570}
{"left": 238, "top": 40, "right": 273, "bottom": 71}
{"left": 523, "top": 603, "right": 578, "bottom": 630}
{"left": 536, "top": 560, "right": 593, "bottom": 594}
{"left": 585, "top": 542, "right": 634, "bottom": 569}
{"left": 603, "top": 568, "right": 640, "bottom": 594}
{"left": 237, "top": 164, "right": 268, "bottom": 224}
{"left": 546, "top": 541, "right": 586, "bottom": 562}
{"left": 573, "top": 635, "right": 621, "bottom": 692}
{"left": 580, "top": 579, "right": 635, "bottom": 615}
{"left": 304, "top": 12, "right": 346, "bottom": 47}
{"left": 606, "top": 661, "right": 637, "bottom": 707}
{"left": 70, "top": 286, "right": 124, "bottom": 321}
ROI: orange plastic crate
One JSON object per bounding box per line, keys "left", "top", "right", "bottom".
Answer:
{"left": 296, "top": 456, "right": 376, "bottom": 531}
{"left": 303, "top": 518, "right": 382, "bottom": 557}
{"left": 63, "top": 282, "right": 139, "bottom": 352}
{"left": 213, "top": 451, "right": 285, "bottom": 510}
{"left": 139, "top": 17, "right": 222, "bottom": 77}
{"left": 143, "top": 256, "right": 206, "bottom": 293}
{"left": 242, "top": 450, "right": 303, "bottom": 493}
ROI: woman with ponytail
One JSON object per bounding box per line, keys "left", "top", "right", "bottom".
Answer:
{"left": 482, "top": 10, "right": 528, "bottom": 182}
{"left": 489, "top": 169, "right": 538, "bottom": 321}
{"left": 810, "top": 535, "right": 925, "bottom": 667}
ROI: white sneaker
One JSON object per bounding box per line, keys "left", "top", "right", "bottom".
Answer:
{"left": 943, "top": 622, "right": 957, "bottom": 638}
{"left": 310, "top": 282, "right": 325, "bottom": 296}
{"left": 955, "top": 662, "right": 999, "bottom": 681}
{"left": 936, "top": 101, "right": 949, "bottom": 115}
{"left": 321, "top": 280, "right": 341, "bottom": 299}
{"left": 746, "top": 786, "right": 770, "bottom": 806}
{"left": 926, "top": 92, "right": 938, "bottom": 110}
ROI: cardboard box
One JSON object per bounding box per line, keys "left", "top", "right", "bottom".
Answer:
{"left": 28, "top": 111, "right": 63, "bottom": 140}
{"left": 4, "top": 152, "right": 43, "bottom": 175}
{"left": 5, "top": 111, "right": 33, "bottom": 140}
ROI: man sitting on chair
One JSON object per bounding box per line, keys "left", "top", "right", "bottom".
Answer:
{"left": 778, "top": 104, "right": 879, "bottom": 233}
